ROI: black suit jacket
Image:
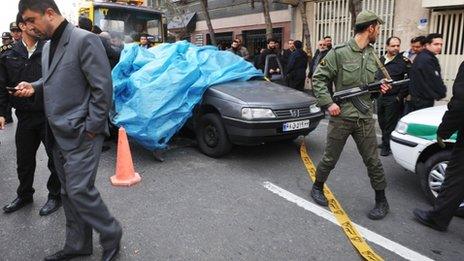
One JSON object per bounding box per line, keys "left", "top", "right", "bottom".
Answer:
{"left": 409, "top": 50, "right": 447, "bottom": 100}
{"left": 286, "top": 49, "right": 308, "bottom": 81}
{"left": 437, "top": 61, "right": 464, "bottom": 142}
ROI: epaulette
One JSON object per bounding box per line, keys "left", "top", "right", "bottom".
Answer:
{"left": 402, "top": 56, "right": 411, "bottom": 63}
{"left": 0, "top": 44, "right": 13, "bottom": 53}
{"left": 333, "top": 43, "right": 347, "bottom": 50}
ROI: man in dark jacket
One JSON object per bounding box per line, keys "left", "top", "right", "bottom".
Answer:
{"left": 413, "top": 61, "right": 464, "bottom": 232}
{"left": 258, "top": 38, "right": 280, "bottom": 76}
{"left": 0, "top": 13, "right": 61, "bottom": 216}
{"left": 286, "top": 40, "right": 308, "bottom": 91}
{"left": 408, "top": 33, "right": 447, "bottom": 112}
{"left": 376, "top": 36, "right": 411, "bottom": 156}
{"left": 280, "top": 39, "right": 295, "bottom": 75}
{"left": 78, "top": 16, "right": 120, "bottom": 68}
{"left": 308, "top": 39, "right": 329, "bottom": 78}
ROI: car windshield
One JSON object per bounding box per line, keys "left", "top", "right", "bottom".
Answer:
{"left": 94, "top": 6, "right": 163, "bottom": 43}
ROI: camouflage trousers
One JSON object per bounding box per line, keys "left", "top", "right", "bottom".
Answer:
{"left": 315, "top": 117, "right": 387, "bottom": 191}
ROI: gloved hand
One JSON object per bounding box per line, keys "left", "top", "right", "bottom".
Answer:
{"left": 437, "top": 136, "right": 446, "bottom": 149}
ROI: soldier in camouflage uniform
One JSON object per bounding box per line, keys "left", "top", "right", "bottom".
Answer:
{"left": 310, "top": 10, "right": 392, "bottom": 220}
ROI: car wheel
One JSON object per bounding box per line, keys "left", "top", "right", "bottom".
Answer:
{"left": 195, "top": 113, "right": 232, "bottom": 158}
{"left": 420, "top": 150, "right": 464, "bottom": 217}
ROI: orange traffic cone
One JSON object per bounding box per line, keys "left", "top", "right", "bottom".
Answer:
{"left": 111, "top": 127, "right": 141, "bottom": 187}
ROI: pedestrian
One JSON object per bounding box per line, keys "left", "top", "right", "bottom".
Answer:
{"left": 308, "top": 39, "right": 329, "bottom": 79}
{"left": 110, "top": 31, "right": 124, "bottom": 54}
{"left": 228, "top": 40, "right": 247, "bottom": 58}
{"left": 10, "top": 22, "right": 22, "bottom": 43}
{"left": 408, "top": 33, "right": 447, "bottom": 112}
{"left": 286, "top": 40, "right": 308, "bottom": 91}
{"left": 311, "top": 10, "right": 392, "bottom": 220}
{"left": 235, "top": 37, "right": 250, "bottom": 61}
{"left": 308, "top": 39, "right": 331, "bottom": 95}
{"left": 413, "top": 61, "right": 464, "bottom": 232}
{"left": 258, "top": 38, "right": 280, "bottom": 76}
{"left": 1, "top": 32, "right": 13, "bottom": 46}
{"left": 78, "top": 16, "right": 120, "bottom": 69}
{"left": 324, "top": 35, "right": 333, "bottom": 50}
{"left": 1, "top": 32, "right": 15, "bottom": 124}
{"left": 402, "top": 36, "right": 426, "bottom": 114}
{"left": 403, "top": 36, "right": 425, "bottom": 63}
{"left": 376, "top": 36, "right": 411, "bottom": 156}
{"left": 280, "top": 39, "right": 295, "bottom": 75}
{"left": 15, "top": 1, "right": 122, "bottom": 260}
{"left": 139, "top": 33, "right": 151, "bottom": 48}
{"left": 0, "top": 13, "right": 61, "bottom": 216}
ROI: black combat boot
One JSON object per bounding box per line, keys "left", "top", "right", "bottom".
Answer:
{"left": 368, "top": 190, "right": 389, "bottom": 220}
{"left": 380, "top": 146, "right": 391, "bottom": 156}
{"left": 311, "top": 182, "right": 328, "bottom": 207}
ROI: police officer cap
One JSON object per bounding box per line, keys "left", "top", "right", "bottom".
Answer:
{"left": 355, "top": 10, "right": 384, "bottom": 26}
{"left": 10, "top": 22, "right": 19, "bottom": 31}
{"left": 2, "top": 32, "right": 12, "bottom": 39}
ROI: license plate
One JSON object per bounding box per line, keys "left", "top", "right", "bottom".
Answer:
{"left": 283, "top": 120, "right": 310, "bottom": 132}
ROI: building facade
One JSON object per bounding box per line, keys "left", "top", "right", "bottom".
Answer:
{"left": 148, "top": 0, "right": 292, "bottom": 60}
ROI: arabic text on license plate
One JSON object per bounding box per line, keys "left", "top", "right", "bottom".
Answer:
{"left": 283, "top": 120, "right": 310, "bottom": 132}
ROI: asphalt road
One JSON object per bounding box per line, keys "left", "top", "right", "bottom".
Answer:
{"left": 0, "top": 117, "right": 463, "bottom": 261}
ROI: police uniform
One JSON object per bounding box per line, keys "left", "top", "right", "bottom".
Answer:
{"left": 0, "top": 40, "right": 61, "bottom": 215}
{"left": 408, "top": 49, "right": 447, "bottom": 112}
{"left": 9, "top": 22, "right": 21, "bottom": 44}
{"left": 310, "top": 10, "right": 389, "bottom": 220}
{"left": 376, "top": 53, "right": 411, "bottom": 156}
{"left": 413, "top": 61, "right": 464, "bottom": 231}
{"left": 1, "top": 32, "right": 14, "bottom": 123}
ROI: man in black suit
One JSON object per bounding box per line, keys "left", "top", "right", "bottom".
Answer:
{"left": 413, "top": 61, "right": 464, "bottom": 232}
{"left": 408, "top": 33, "right": 447, "bottom": 112}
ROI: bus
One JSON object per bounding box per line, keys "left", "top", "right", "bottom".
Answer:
{"left": 78, "top": 0, "right": 165, "bottom": 43}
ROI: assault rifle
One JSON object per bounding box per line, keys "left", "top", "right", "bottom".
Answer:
{"left": 332, "top": 78, "right": 410, "bottom": 114}
{"left": 332, "top": 78, "right": 410, "bottom": 103}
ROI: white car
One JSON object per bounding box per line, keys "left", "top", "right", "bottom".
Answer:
{"left": 390, "top": 105, "right": 464, "bottom": 216}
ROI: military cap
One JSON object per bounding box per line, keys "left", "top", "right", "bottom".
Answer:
{"left": 355, "top": 10, "right": 384, "bottom": 26}
{"left": 10, "top": 22, "right": 19, "bottom": 31}
{"left": 2, "top": 32, "right": 12, "bottom": 39}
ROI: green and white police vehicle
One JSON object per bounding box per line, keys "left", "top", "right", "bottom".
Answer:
{"left": 390, "top": 105, "right": 463, "bottom": 215}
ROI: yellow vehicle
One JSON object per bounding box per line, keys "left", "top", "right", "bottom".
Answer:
{"left": 79, "top": 0, "right": 165, "bottom": 43}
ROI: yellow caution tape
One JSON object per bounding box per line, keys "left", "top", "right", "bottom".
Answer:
{"left": 300, "top": 141, "right": 384, "bottom": 261}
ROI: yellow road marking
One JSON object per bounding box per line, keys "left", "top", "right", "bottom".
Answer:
{"left": 300, "top": 141, "right": 384, "bottom": 261}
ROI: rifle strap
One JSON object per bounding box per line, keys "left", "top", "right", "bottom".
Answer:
{"left": 372, "top": 49, "right": 392, "bottom": 81}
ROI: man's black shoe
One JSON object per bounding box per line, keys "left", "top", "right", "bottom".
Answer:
{"left": 102, "top": 244, "right": 120, "bottom": 261}
{"left": 44, "top": 250, "right": 92, "bottom": 261}
{"left": 39, "top": 198, "right": 62, "bottom": 216}
{"left": 380, "top": 147, "right": 391, "bottom": 157}
{"left": 311, "top": 186, "right": 328, "bottom": 207}
{"left": 3, "top": 197, "right": 33, "bottom": 214}
{"left": 368, "top": 200, "right": 389, "bottom": 220}
{"left": 413, "top": 208, "right": 447, "bottom": 232}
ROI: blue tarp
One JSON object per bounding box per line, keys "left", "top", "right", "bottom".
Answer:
{"left": 111, "top": 41, "right": 263, "bottom": 150}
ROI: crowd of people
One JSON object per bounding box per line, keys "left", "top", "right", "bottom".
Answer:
{"left": 223, "top": 10, "right": 463, "bottom": 232}
{"left": 225, "top": 29, "right": 447, "bottom": 158}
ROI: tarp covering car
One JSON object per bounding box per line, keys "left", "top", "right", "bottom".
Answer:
{"left": 111, "top": 41, "right": 263, "bottom": 150}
